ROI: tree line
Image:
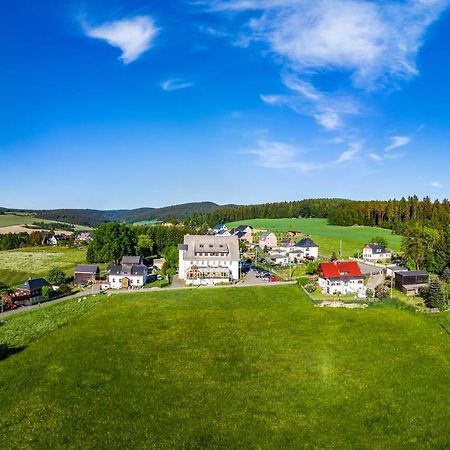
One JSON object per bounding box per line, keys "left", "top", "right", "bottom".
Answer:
{"left": 86, "top": 223, "right": 204, "bottom": 265}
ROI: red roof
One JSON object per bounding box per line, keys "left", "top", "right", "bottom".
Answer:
{"left": 320, "top": 261, "right": 362, "bottom": 279}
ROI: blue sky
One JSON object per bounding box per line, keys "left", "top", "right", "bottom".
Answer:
{"left": 1, "top": 0, "right": 450, "bottom": 209}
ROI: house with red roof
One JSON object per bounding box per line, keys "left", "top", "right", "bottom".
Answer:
{"left": 318, "top": 261, "right": 365, "bottom": 295}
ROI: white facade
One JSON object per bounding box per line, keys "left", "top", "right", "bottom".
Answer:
{"left": 269, "top": 254, "right": 289, "bottom": 266}
{"left": 318, "top": 277, "right": 365, "bottom": 295}
{"left": 108, "top": 274, "right": 146, "bottom": 289}
{"left": 363, "top": 245, "right": 392, "bottom": 261}
{"left": 179, "top": 235, "right": 240, "bottom": 285}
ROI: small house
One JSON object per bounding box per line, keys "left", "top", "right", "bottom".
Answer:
{"left": 268, "top": 254, "right": 289, "bottom": 266}
{"left": 395, "top": 271, "right": 429, "bottom": 296}
{"left": 108, "top": 256, "right": 148, "bottom": 289}
{"left": 232, "top": 225, "right": 253, "bottom": 243}
{"left": 74, "top": 265, "right": 100, "bottom": 285}
{"left": 213, "top": 224, "right": 228, "bottom": 235}
{"left": 153, "top": 257, "right": 166, "bottom": 270}
{"left": 259, "top": 231, "right": 277, "bottom": 249}
{"left": 4, "top": 278, "right": 51, "bottom": 306}
{"left": 318, "top": 261, "right": 365, "bottom": 295}
{"left": 363, "top": 243, "right": 392, "bottom": 261}
{"left": 292, "top": 237, "right": 319, "bottom": 260}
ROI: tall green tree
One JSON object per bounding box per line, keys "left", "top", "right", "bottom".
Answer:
{"left": 47, "top": 267, "right": 66, "bottom": 285}
{"left": 87, "top": 223, "right": 138, "bottom": 264}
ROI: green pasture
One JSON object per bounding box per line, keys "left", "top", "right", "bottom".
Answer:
{"left": 0, "top": 285, "right": 448, "bottom": 449}
{"left": 228, "top": 218, "right": 402, "bottom": 257}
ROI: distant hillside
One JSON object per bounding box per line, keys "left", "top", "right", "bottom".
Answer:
{"left": 0, "top": 202, "right": 230, "bottom": 228}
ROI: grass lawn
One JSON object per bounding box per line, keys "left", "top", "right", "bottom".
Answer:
{"left": 0, "top": 246, "right": 87, "bottom": 286}
{"left": 0, "top": 286, "right": 449, "bottom": 449}
{"left": 227, "top": 218, "right": 402, "bottom": 257}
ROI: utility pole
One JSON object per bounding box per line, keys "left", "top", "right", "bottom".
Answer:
{"left": 339, "top": 240, "right": 342, "bottom": 260}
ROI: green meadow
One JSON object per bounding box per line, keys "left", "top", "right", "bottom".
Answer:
{"left": 227, "top": 218, "right": 402, "bottom": 257}
{"left": 0, "top": 213, "right": 89, "bottom": 230}
{"left": 0, "top": 246, "right": 87, "bottom": 286}
{"left": 0, "top": 285, "right": 448, "bottom": 449}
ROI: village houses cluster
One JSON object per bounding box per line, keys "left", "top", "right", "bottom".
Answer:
{"left": 2, "top": 223, "right": 430, "bottom": 307}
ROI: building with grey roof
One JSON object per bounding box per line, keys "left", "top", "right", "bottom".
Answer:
{"left": 178, "top": 235, "right": 240, "bottom": 285}
{"left": 108, "top": 256, "right": 148, "bottom": 289}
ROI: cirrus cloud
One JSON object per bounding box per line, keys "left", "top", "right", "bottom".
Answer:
{"left": 84, "top": 16, "right": 159, "bottom": 64}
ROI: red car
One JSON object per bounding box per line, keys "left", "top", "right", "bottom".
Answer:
{"left": 268, "top": 277, "right": 277, "bottom": 283}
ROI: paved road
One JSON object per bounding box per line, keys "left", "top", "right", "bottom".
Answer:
{"left": 1, "top": 275, "right": 296, "bottom": 318}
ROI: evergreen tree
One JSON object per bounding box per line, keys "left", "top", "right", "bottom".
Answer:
{"left": 422, "top": 279, "right": 447, "bottom": 310}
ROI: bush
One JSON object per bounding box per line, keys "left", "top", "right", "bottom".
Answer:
{"left": 366, "top": 288, "right": 375, "bottom": 299}
{"left": 304, "top": 284, "right": 317, "bottom": 293}
{"left": 297, "top": 277, "right": 310, "bottom": 287}
{"left": 375, "top": 284, "right": 390, "bottom": 300}
{"left": 42, "top": 285, "right": 54, "bottom": 301}
{"left": 305, "top": 261, "right": 319, "bottom": 275}
{"left": 58, "top": 284, "right": 72, "bottom": 295}
{"left": 47, "top": 267, "right": 66, "bottom": 286}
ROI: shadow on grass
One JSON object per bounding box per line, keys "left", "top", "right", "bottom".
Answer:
{"left": 0, "top": 343, "right": 26, "bottom": 361}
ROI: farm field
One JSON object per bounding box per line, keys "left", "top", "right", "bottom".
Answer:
{"left": 227, "top": 218, "right": 402, "bottom": 257}
{"left": 0, "top": 213, "right": 89, "bottom": 231}
{"left": 0, "top": 285, "right": 449, "bottom": 449}
{"left": 0, "top": 246, "right": 87, "bottom": 286}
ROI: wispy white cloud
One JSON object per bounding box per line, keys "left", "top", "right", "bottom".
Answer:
{"left": 431, "top": 180, "right": 444, "bottom": 188}
{"left": 334, "top": 142, "right": 361, "bottom": 164}
{"left": 385, "top": 135, "right": 411, "bottom": 152}
{"left": 245, "top": 140, "right": 323, "bottom": 172}
{"left": 204, "top": 0, "right": 449, "bottom": 132}
{"left": 84, "top": 16, "right": 159, "bottom": 64}
{"left": 261, "top": 76, "right": 359, "bottom": 130}
{"left": 207, "top": 0, "right": 448, "bottom": 87}
{"left": 369, "top": 152, "right": 383, "bottom": 162}
{"left": 160, "top": 78, "right": 194, "bottom": 91}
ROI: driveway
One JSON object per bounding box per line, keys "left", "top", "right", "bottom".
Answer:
{"left": 366, "top": 274, "right": 385, "bottom": 289}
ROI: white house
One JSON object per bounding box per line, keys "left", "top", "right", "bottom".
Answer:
{"left": 318, "top": 261, "right": 365, "bottom": 295}
{"left": 268, "top": 254, "right": 289, "bottom": 266}
{"left": 178, "top": 235, "right": 240, "bottom": 285}
{"left": 278, "top": 238, "right": 296, "bottom": 254}
{"left": 213, "top": 224, "right": 228, "bottom": 235}
{"left": 363, "top": 243, "right": 392, "bottom": 262}
{"left": 290, "top": 237, "right": 319, "bottom": 261}
{"left": 108, "top": 256, "right": 148, "bottom": 289}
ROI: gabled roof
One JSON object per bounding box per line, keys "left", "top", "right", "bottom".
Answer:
{"left": 121, "top": 256, "right": 143, "bottom": 265}
{"left": 234, "top": 225, "right": 252, "bottom": 232}
{"left": 109, "top": 264, "right": 147, "bottom": 277}
{"left": 179, "top": 234, "right": 240, "bottom": 261}
{"left": 19, "top": 278, "right": 50, "bottom": 291}
{"left": 235, "top": 231, "right": 246, "bottom": 239}
{"left": 365, "top": 243, "right": 388, "bottom": 254}
{"left": 214, "top": 224, "right": 226, "bottom": 230}
{"left": 260, "top": 231, "right": 275, "bottom": 239}
{"left": 75, "top": 264, "right": 99, "bottom": 274}
{"left": 320, "top": 261, "right": 362, "bottom": 279}
{"left": 294, "top": 237, "right": 318, "bottom": 248}
{"left": 280, "top": 238, "right": 295, "bottom": 246}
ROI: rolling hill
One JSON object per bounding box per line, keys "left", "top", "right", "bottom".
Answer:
{"left": 0, "top": 202, "right": 232, "bottom": 228}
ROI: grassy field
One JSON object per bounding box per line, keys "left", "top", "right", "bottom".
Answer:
{"left": 228, "top": 218, "right": 402, "bottom": 257}
{"left": 0, "top": 213, "right": 89, "bottom": 231}
{"left": 0, "top": 246, "right": 87, "bottom": 286}
{"left": 0, "top": 285, "right": 448, "bottom": 449}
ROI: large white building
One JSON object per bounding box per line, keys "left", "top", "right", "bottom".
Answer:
{"left": 178, "top": 235, "right": 240, "bottom": 285}
{"left": 108, "top": 256, "right": 148, "bottom": 289}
